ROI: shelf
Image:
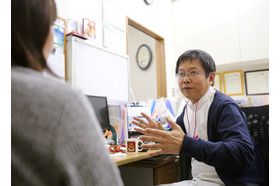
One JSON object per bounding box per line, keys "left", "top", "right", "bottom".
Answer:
{"left": 216, "top": 58, "right": 269, "bottom": 72}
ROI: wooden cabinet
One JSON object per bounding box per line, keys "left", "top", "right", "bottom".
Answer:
{"left": 119, "top": 157, "right": 178, "bottom": 186}
{"left": 203, "top": 1, "right": 240, "bottom": 65}
{"left": 172, "top": 0, "right": 240, "bottom": 65}
{"left": 154, "top": 159, "right": 178, "bottom": 185}
{"left": 237, "top": 0, "right": 269, "bottom": 61}
{"left": 172, "top": 0, "right": 269, "bottom": 65}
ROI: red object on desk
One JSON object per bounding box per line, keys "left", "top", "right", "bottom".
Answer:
{"left": 108, "top": 145, "right": 122, "bottom": 153}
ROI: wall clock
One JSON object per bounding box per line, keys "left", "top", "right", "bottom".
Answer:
{"left": 144, "top": 0, "right": 154, "bottom": 5}
{"left": 136, "top": 44, "right": 152, "bottom": 70}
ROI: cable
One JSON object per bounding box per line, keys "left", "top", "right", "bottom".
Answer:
{"left": 130, "top": 86, "right": 137, "bottom": 105}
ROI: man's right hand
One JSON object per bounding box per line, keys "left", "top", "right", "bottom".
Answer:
{"left": 132, "top": 112, "right": 165, "bottom": 134}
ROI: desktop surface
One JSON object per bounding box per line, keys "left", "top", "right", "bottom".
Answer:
{"left": 111, "top": 150, "right": 158, "bottom": 166}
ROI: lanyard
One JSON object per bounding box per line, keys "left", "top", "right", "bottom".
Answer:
{"left": 186, "top": 99, "right": 200, "bottom": 139}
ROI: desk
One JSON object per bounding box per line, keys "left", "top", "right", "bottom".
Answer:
{"left": 111, "top": 151, "right": 178, "bottom": 186}
{"left": 111, "top": 150, "right": 157, "bottom": 166}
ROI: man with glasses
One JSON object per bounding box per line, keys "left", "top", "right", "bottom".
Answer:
{"left": 133, "top": 50, "right": 266, "bottom": 185}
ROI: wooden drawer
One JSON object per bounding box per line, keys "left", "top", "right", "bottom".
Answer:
{"left": 154, "top": 161, "right": 178, "bottom": 185}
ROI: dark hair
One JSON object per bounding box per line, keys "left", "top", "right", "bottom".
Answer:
{"left": 175, "top": 49, "right": 216, "bottom": 78}
{"left": 11, "top": 0, "right": 57, "bottom": 72}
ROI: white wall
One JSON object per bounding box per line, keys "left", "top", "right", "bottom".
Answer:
{"left": 128, "top": 25, "right": 157, "bottom": 102}
{"left": 55, "top": 0, "right": 176, "bottom": 100}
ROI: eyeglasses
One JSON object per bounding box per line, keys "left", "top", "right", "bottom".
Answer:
{"left": 175, "top": 71, "right": 206, "bottom": 79}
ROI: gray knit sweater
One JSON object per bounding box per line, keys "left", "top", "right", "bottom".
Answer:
{"left": 11, "top": 66, "right": 123, "bottom": 186}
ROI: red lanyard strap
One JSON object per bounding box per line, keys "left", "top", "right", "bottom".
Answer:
{"left": 186, "top": 99, "right": 200, "bottom": 139}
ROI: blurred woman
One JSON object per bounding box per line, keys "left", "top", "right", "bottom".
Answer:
{"left": 11, "top": 0, "right": 123, "bottom": 185}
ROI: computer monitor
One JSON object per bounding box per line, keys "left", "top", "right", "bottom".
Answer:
{"left": 86, "top": 95, "right": 111, "bottom": 131}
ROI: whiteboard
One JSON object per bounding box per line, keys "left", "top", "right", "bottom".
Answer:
{"left": 72, "top": 38, "right": 129, "bottom": 102}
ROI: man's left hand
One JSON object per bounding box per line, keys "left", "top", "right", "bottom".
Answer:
{"left": 139, "top": 117, "right": 185, "bottom": 157}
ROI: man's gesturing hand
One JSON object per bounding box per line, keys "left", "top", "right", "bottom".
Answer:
{"left": 138, "top": 117, "right": 185, "bottom": 157}
{"left": 132, "top": 112, "right": 165, "bottom": 134}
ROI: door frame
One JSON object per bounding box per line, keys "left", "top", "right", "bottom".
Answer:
{"left": 126, "top": 16, "right": 167, "bottom": 98}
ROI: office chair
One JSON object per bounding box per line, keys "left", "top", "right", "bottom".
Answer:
{"left": 179, "top": 105, "right": 269, "bottom": 182}
{"left": 179, "top": 154, "right": 191, "bottom": 181}
{"left": 241, "top": 105, "right": 269, "bottom": 179}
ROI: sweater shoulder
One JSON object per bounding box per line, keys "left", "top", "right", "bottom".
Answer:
{"left": 209, "top": 91, "right": 242, "bottom": 120}
{"left": 211, "top": 91, "right": 237, "bottom": 108}
{"left": 11, "top": 66, "right": 84, "bottom": 104}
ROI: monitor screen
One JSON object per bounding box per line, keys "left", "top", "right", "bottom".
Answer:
{"left": 86, "top": 95, "right": 111, "bottom": 130}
